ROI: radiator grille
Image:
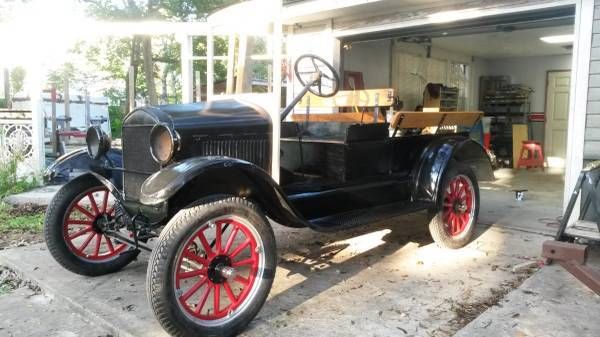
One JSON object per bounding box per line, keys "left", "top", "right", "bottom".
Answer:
{"left": 122, "top": 128, "right": 270, "bottom": 202}
{"left": 122, "top": 125, "right": 160, "bottom": 201}
{"left": 198, "top": 137, "right": 270, "bottom": 170}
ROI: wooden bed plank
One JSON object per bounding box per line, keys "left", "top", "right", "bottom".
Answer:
{"left": 291, "top": 112, "right": 385, "bottom": 123}
{"left": 391, "top": 111, "right": 483, "bottom": 129}
{"left": 297, "top": 89, "right": 394, "bottom": 108}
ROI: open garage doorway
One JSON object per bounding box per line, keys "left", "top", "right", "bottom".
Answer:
{"left": 339, "top": 6, "right": 575, "bottom": 233}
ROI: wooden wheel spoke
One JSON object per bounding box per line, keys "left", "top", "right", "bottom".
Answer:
{"left": 234, "top": 275, "right": 250, "bottom": 286}
{"left": 223, "top": 227, "right": 239, "bottom": 254}
{"left": 232, "top": 257, "right": 255, "bottom": 268}
{"left": 213, "top": 284, "right": 221, "bottom": 315}
{"left": 229, "top": 239, "right": 250, "bottom": 259}
{"left": 78, "top": 232, "right": 96, "bottom": 252}
{"left": 105, "top": 235, "right": 115, "bottom": 253}
{"left": 181, "top": 277, "right": 207, "bottom": 302}
{"left": 93, "top": 234, "right": 102, "bottom": 256}
{"left": 183, "top": 250, "right": 208, "bottom": 266}
{"left": 194, "top": 283, "right": 213, "bottom": 314}
{"left": 74, "top": 204, "right": 95, "bottom": 220}
{"left": 66, "top": 219, "right": 93, "bottom": 226}
{"left": 215, "top": 222, "right": 222, "bottom": 253}
{"left": 177, "top": 269, "right": 205, "bottom": 280}
{"left": 197, "top": 230, "right": 214, "bottom": 258}
{"left": 68, "top": 227, "right": 92, "bottom": 240}
{"left": 87, "top": 193, "right": 101, "bottom": 216}
{"left": 223, "top": 281, "right": 237, "bottom": 304}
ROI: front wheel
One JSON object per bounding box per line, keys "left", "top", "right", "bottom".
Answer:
{"left": 146, "top": 197, "right": 276, "bottom": 337}
{"left": 428, "top": 162, "right": 480, "bottom": 249}
{"left": 44, "top": 174, "right": 138, "bottom": 276}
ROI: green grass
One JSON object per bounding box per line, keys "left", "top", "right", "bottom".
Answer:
{"left": 0, "top": 203, "right": 45, "bottom": 233}
{"left": 0, "top": 157, "right": 39, "bottom": 199}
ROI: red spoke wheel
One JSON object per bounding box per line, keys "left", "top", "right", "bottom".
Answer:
{"left": 45, "top": 175, "right": 139, "bottom": 276}
{"left": 147, "top": 197, "right": 276, "bottom": 337}
{"left": 429, "top": 162, "right": 479, "bottom": 249}
{"left": 62, "top": 187, "right": 128, "bottom": 261}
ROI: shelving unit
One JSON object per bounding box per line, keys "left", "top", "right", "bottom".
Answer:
{"left": 480, "top": 76, "right": 533, "bottom": 167}
{"left": 424, "top": 83, "right": 459, "bottom": 112}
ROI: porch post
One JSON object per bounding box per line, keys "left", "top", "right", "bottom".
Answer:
{"left": 207, "top": 30, "right": 215, "bottom": 101}
{"left": 181, "top": 35, "right": 193, "bottom": 103}
{"left": 29, "top": 62, "right": 45, "bottom": 175}
{"left": 564, "top": 0, "right": 593, "bottom": 215}
{"left": 271, "top": 0, "right": 283, "bottom": 182}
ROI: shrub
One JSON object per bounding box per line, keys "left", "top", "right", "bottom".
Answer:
{"left": 0, "top": 156, "right": 38, "bottom": 199}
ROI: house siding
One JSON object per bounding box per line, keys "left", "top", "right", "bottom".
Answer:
{"left": 585, "top": 2, "right": 600, "bottom": 159}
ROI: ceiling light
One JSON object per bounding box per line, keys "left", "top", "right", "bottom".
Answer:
{"left": 540, "top": 34, "right": 574, "bottom": 44}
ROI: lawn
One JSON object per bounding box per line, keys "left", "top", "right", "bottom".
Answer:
{"left": 0, "top": 204, "right": 46, "bottom": 250}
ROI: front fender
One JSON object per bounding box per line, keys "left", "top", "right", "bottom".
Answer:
{"left": 44, "top": 148, "right": 123, "bottom": 188}
{"left": 140, "top": 156, "right": 307, "bottom": 228}
{"left": 412, "top": 136, "right": 493, "bottom": 204}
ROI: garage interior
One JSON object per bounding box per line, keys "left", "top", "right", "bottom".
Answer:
{"left": 340, "top": 7, "right": 575, "bottom": 194}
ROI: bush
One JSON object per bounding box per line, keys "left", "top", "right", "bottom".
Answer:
{"left": 0, "top": 156, "right": 38, "bottom": 199}
{"left": 109, "top": 105, "right": 123, "bottom": 139}
{"left": 0, "top": 98, "right": 6, "bottom": 109}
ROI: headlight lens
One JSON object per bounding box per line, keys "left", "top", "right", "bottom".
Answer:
{"left": 150, "top": 123, "right": 179, "bottom": 164}
{"left": 85, "top": 126, "right": 111, "bottom": 159}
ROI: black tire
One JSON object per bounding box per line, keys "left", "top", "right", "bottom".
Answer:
{"left": 147, "top": 197, "right": 276, "bottom": 337}
{"left": 44, "top": 174, "right": 138, "bottom": 276}
{"left": 428, "top": 161, "right": 480, "bottom": 249}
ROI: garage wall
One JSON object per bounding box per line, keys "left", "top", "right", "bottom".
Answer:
{"left": 584, "top": 3, "right": 600, "bottom": 160}
{"left": 483, "top": 54, "right": 572, "bottom": 113}
{"left": 342, "top": 40, "right": 392, "bottom": 88}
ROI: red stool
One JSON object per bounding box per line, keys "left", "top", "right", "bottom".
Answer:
{"left": 516, "top": 141, "right": 545, "bottom": 171}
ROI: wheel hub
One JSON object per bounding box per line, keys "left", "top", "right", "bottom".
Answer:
{"left": 454, "top": 201, "right": 467, "bottom": 214}
{"left": 92, "top": 214, "right": 112, "bottom": 233}
{"left": 207, "top": 255, "right": 233, "bottom": 284}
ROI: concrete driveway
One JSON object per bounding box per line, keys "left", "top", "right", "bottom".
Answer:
{"left": 1, "top": 169, "right": 598, "bottom": 337}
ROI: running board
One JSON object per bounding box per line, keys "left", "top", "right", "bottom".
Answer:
{"left": 309, "top": 201, "right": 429, "bottom": 232}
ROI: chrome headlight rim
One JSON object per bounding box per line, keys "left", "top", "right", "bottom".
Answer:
{"left": 149, "top": 123, "right": 180, "bottom": 165}
{"left": 85, "top": 126, "right": 111, "bottom": 160}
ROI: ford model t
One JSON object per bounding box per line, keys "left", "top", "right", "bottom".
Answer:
{"left": 44, "top": 54, "right": 492, "bottom": 336}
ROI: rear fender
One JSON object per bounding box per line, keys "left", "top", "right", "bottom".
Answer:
{"left": 412, "top": 136, "right": 493, "bottom": 204}
{"left": 140, "top": 157, "right": 307, "bottom": 228}
{"left": 44, "top": 148, "right": 123, "bottom": 189}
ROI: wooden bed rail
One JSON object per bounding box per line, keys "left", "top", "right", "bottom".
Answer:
{"left": 391, "top": 111, "right": 483, "bottom": 130}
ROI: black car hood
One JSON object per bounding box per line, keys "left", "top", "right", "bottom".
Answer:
{"left": 123, "top": 99, "right": 272, "bottom": 132}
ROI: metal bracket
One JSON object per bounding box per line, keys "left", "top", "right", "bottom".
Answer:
{"left": 542, "top": 240, "right": 600, "bottom": 295}
{"left": 373, "top": 93, "right": 380, "bottom": 123}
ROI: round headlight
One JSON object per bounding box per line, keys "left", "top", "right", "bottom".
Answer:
{"left": 150, "top": 123, "right": 179, "bottom": 164}
{"left": 86, "top": 126, "right": 111, "bottom": 159}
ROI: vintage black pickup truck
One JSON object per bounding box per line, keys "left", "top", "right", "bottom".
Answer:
{"left": 44, "top": 54, "right": 493, "bottom": 337}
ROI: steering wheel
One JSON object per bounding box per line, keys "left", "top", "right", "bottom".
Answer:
{"left": 294, "top": 54, "right": 340, "bottom": 98}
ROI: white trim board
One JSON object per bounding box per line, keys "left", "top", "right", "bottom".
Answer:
{"left": 333, "top": 0, "right": 577, "bottom": 38}
{"left": 564, "top": 0, "right": 593, "bottom": 215}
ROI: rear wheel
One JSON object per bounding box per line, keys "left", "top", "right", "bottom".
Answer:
{"left": 428, "top": 162, "right": 479, "bottom": 249}
{"left": 44, "top": 175, "right": 138, "bottom": 276}
{"left": 147, "top": 197, "right": 276, "bottom": 337}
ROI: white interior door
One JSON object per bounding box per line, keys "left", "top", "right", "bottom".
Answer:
{"left": 545, "top": 71, "right": 571, "bottom": 169}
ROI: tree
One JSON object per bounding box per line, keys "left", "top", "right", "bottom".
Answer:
{"left": 10, "top": 66, "right": 26, "bottom": 96}
{"left": 78, "top": 0, "right": 242, "bottom": 106}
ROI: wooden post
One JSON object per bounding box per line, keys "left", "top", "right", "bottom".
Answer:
{"left": 142, "top": 36, "right": 157, "bottom": 105}
{"left": 195, "top": 70, "right": 202, "bottom": 102}
{"left": 181, "top": 35, "right": 193, "bottom": 103}
{"left": 226, "top": 34, "right": 236, "bottom": 94}
{"left": 50, "top": 84, "right": 58, "bottom": 156}
{"left": 64, "top": 77, "right": 70, "bottom": 131}
{"left": 271, "top": 0, "right": 283, "bottom": 182}
{"left": 29, "top": 62, "right": 45, "bottom": 175}
{"left": 84, "top": 90, "right": 91, "bottom": 128}
{"left": 128, "top": 66, "right": 135, "bottom": 112}
{"left": 207, "top": 31, "right": 215, "bottom": 100}
{"left": 3, "top": 68, "right": 10, "bottom": 109}
{"left": 235, "top": 34, "right": 248, "bottom": 94}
